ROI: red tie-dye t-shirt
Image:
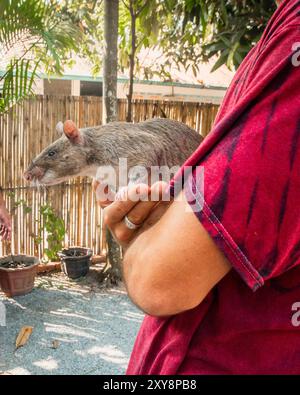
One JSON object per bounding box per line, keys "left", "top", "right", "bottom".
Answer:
{"left": 127, "top": 0, "right": 300, "bottom": 375}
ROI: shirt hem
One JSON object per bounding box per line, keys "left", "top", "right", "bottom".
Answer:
{"left": 185, "top": 175, "right": 264, "bottom": 292}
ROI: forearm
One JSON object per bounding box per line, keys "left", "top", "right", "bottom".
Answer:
{"left": 123, "top": 223, "right": 183, "bottom": 317}
{"left": 122, "top": 191, "right": 231, "bottom": 317}
{"left": 122, "top": 199, "right": 207, "bottom": 317}
{"left": 102, "top": 184, "right": 230, "bottom": 317}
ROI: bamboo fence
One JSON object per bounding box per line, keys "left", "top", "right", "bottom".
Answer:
{"left": 0, "top": 96, "right": 219, "bottom": 258}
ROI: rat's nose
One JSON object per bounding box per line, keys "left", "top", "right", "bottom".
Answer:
{"left": 23, "top": 166, "right": 44, "bottom": 182}
{"left": 23, "top": 171, "right": 32, "bottom": 182}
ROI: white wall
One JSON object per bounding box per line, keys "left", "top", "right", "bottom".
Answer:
{"left": 71, "top": 80, "right": 80, "bottom": 96}
{"left": 34, "top": 79, "right": 44, "bottom": 95}
{"left": 33, "top": 79, "right": 226, "bottom": 104}
{"left": 117, "top": 82, "right": 226, "bottom": 104}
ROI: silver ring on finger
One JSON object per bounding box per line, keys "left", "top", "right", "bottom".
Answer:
{"left": 124, "top": 215, "right": 141, "bottom": 230}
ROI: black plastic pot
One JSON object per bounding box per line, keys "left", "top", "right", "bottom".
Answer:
{"left": 58, "top": 247, "right": 92, "bottom": 279}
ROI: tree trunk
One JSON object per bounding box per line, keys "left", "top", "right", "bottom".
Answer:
{"left": 126, "top": 1, "right": 136, "bottom": 123}
{"left": 103, "top": 0, "right": 119, "bottom": 124}
{"left": 102, "top": 0, "right": 122, "bottom": 285}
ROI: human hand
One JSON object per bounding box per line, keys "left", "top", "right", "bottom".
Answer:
{"left": 93, "top": 181, "right": 172, "bottom": 248}
{"left": 0, "top": 205, "right": 11, "bottom": 241}
{"left": 92, "top": 180, "right": 115, "bottom": 209}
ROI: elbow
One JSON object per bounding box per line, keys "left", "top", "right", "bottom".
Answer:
{"left": 123, "top": 238, "right": 207, "bottom": 317}
{"left": 123, "top": 252, "right": 176, "bottom": 316}
{"left": 129, "top": 286, "right": 177, "bottom": 317}
{"left": 128, "top": 282, "right": 205, "bottom": 317}
{"left": 125, "top": 264, "right": 205, "bottom": 317}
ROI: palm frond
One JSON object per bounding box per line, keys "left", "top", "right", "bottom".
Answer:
{"left": 0, "top": 0, "right": 82, "bottom": 113}
{"left": 0, "top": 59, "right": 38, "bottom": 112}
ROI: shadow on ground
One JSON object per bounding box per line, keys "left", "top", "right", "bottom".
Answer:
{"left": 0, "top": 271, "right": 144, "bottom": 375}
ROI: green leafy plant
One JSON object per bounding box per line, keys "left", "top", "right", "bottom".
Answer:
{"left": 55, "top": 0, "right": 276, "bottom": 106}
{"left": 38, "top": 204, "right": 66, "bottom": 262}
{"left": 0, "top": 0, "right": 276, "bottom": 115}
{"left": 163, "top": 0, "right": 276, "bottom": 72}
{"left": 0, "top": 0, "right": 83, "bottom": 113}
{"left": 7, "top": 193, "right": 66, "bottom": 261}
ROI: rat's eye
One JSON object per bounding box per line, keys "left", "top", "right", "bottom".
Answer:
{"left": 48, "top": 150, "right": 56, "bottom": 157}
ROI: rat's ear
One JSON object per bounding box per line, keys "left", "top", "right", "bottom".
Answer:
{"left": 63, "top": 120, "right": 83, "bottom": 144}
{"left": 56, "top": 121, "right": 64, "bottom": 135}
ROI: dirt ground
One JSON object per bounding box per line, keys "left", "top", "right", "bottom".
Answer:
{"left": 0, "top": 266, "right": 143, "bottom": 375}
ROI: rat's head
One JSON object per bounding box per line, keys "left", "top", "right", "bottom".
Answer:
{"left": 24, "top": 120, "right": 92, "bottom": 186}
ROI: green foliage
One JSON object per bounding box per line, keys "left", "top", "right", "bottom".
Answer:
{"left": 59, "top": 0, "right": 104, "bottom": 75}
{"left": 118, "top": 0, "right": 159, "bottom": 76}
{"left": 162, "top": 0, "right": 276, "bottom": 72}
{"left": 0, "top": 0, "right": 83, "bottom": 113}
{"left": 0, "top": 0, "right": 277, "bottom": 111}
{"left": 0, "top": 60, "right": 37, "bottom": 113}
{"left": 7, "top": 193, "right": 66, "bottom": 262}
{"left": 38, "top": 204, "right": 66, "bottom": 262}
{"left": 78, "top": 0, "right": 276, "bottom": 82}
{"left": 120, "top": 0, "right": 276, "bottom": 78}
{"left": 7, "top": 192, "right": 32, "bottom": 214}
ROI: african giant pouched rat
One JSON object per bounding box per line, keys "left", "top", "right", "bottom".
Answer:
{"left": 23, "top": 118, "right": 202, "bottom": 190}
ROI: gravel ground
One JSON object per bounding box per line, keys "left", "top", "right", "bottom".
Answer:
{"left": 0, "top": 267, "right": 143, "bottom": 375}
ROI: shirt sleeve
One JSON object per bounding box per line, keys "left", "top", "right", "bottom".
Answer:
{"left": 184, "top": 62, "right": 300, "bottom": 291}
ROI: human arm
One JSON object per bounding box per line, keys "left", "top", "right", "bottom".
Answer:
{"left": 0, "top": 187, "right": 11, "bottom": 241}
{"left": 101, "top": 182, "right": 231, "bottom": 317}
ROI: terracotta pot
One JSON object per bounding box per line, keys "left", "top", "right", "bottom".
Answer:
{"left": 58, "top": 247, "right": 92, "bottom": 279}
{"left": 0, "top": 255, "right": 39, "bottom": 297}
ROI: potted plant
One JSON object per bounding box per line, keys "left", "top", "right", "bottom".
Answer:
{"left": 0, "top": 255, "right": 39, "bottom": 297}
{"left": 34, "top": 204, "right": 67, "bottom": 263}
{"left": 0, "top": 197, "right": 66, "bottom": 290}
{"left": 0, "top": 194, "right": 40, "bottom": 297}
{"left": 58, "top": 247, "right": 92, "bottom": 279}
{"left": 13, "top": 196, "right": 67, "bottom": 267}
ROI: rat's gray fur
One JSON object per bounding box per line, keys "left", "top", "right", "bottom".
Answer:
{"left": 25, "top": 118, "right": 202, "bottom": 186}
